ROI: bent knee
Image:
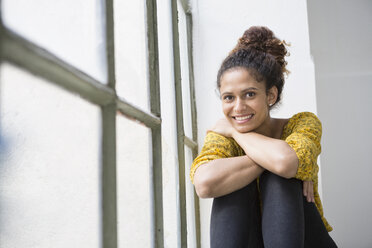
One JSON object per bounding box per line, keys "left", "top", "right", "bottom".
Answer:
{"left": 213, "top": 181, "right": 258, "bottom": 203}
{"left": 260, "top": 171, "right": 302, "bottom": 198}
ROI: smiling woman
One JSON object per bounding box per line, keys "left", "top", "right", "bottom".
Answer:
{"left": 190, "top": 26, "right": 338, "bottom": 248}
{"left": 219, "top": 69, "right": 276, "bottom": 134}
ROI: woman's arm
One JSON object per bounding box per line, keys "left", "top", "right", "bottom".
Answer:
{"left": 208, "top": 118, "right": 298, "bottom": 179}
{"left": 232, "top": 131, "right": 298, "bottom": 179}
{"left": 193, "top": 155, "right": 264, "bottom": 198}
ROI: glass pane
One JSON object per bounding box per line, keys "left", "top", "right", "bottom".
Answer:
{"left": 2, "top": 0, "right": 107, "bottom": 83}
{"left": 177, "top": 4, "right": 193, "bottom": 138}
{"left": 117, "top": 116, "right": 151, "bottom": 248}
{"left": 185, "top": 146, "right": 197, "bottom": 248}
{"left": 114, "top": 0, "right": 150, "bottom": 111}
{"left": 0, "top": 64, "right": 101, "bottom": 248}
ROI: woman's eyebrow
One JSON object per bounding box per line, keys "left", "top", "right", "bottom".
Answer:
{"left": 242, "top": 87, "right": 259, "bottom": 91}
{"left": 221, "top": 87, "right": 259, "bottom": 96}
{"left": 220, "top": 91, "right": 232, "bottom": 96}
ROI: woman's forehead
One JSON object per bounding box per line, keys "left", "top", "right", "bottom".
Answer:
{"left": 220, "top": 69, "right": 265, "bottom": 92}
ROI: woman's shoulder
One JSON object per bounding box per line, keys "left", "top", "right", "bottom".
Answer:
{"left": 290, "top": 111, "right": 319, "bottom": 121}
{"left": 287, "top": 111, "right": 321, "bottom": 127}
{"left": 282, "top": 112, "right": 322, "bottom": 137}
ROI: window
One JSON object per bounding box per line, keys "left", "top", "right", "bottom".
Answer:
{"left": 0, "top": 0, "right": 199, "bottom": 247}
{"left": 174, "top": 1, "right": 201, "bottom": 247}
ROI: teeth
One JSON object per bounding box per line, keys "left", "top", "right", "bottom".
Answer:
{"left": 235, "top": 114, "right": 253, "bottom": 121}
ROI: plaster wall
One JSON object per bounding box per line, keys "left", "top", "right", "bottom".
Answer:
{"left": 307, "top": 1, "right": 372, "bottom": 247}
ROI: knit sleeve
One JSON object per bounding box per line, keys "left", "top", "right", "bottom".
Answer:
{"left": 284, "top": 112, "right": 322, "bottom": 181}
{"left": 190, "top": 132, "right": 240, "bottom": 184}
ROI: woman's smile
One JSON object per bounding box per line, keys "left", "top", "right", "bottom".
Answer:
{"left": 233, "top": 114, "right": 254, "bottom": 124}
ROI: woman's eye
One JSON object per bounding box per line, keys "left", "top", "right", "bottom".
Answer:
{"left": 246, "top": 92, "right": 255, "bottom": 97}
{"left": 223, "top": 95, "right": 234, "bottom": 101}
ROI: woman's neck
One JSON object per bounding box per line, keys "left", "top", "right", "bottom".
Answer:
{"left": 254, "top": 117, "right": 286, "bottom": 139}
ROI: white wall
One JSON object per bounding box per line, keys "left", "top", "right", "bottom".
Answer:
{"left": 307, "top": 1, "right": 372, "bottom": 247}
{"left": 190, "top": 0, "right": 320, "bottom": 247}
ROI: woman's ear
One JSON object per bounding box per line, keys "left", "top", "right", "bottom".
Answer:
{"left": 267, "top": 86, "right": 278, "bottom": 106}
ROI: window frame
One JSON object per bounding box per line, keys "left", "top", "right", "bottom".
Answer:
{"left": 171, "top": 0, "right": 200, "bottom": 247}
{"left": 0, "top": 0, "right": 199, "bottom": 247}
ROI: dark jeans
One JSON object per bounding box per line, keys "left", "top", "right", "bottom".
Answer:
{"left": 210, "top": 171, "right": 337, "bottom": 248}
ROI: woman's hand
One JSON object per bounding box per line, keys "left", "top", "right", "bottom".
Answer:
{"left": 207, "top": 118, "right": 235, "bottom": 138}
{"left": 303, "top": 180, "right": 315, "bottom": 202}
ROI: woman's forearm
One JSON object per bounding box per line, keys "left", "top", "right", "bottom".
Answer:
{"left": 193, "top": 155, "right": 265, "bottom": 198}
{"left": 232, "top": 131, "right": 298, "bottom": 178}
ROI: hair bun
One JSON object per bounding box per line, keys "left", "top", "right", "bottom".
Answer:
{"left": 232, "top": 26, "right": 290, "bottom": 75}
{"left": 238, "top": 26, "right": 275, "bottom": 52}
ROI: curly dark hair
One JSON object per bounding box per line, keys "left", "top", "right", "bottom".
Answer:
{"left": 217, "top": 26, "right": 290, "bottom": 106}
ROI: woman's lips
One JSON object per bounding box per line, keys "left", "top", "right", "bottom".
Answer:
{"left": 233, "top": 114, "right": 254, "bottom": 124}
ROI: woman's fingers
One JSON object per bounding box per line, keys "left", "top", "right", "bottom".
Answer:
{"left": 309, "top": 182, "right": 315, "bottom": 202}
{"left": 306, "top": 182, "right": 311, "bottom": 202}
{"left": 303, "top": 181, "right": 307, "bottom": 196}
{"left": 303, "top": 181, "right": 314, "bottom": 202}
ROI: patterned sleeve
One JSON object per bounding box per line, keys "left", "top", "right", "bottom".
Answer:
{"left": 190, "top": 132, "right": 240, "bottom": 184}
{"left": 284, "top": 112, "right": 322, "bottom": 181}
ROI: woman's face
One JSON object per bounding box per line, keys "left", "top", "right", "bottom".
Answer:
{"left": 219, "top": 68, "right": 277, "bottom": 134}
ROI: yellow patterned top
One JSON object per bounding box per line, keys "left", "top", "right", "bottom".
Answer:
{"left": 190, "top": 112, "right": 332, "bottom": 232}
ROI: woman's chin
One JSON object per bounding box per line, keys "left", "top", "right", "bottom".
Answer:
{"left": 234, "top": 125, "right": 253, "bottom": 133}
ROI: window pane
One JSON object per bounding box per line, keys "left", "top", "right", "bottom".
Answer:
{"left": 177, "top": 4, "right": 193, "bottom": 138}
{"left": 114, "top": 0, "right": 150, "bottom": 111}
{"left": 117, "top": 116, "right": 151, "bottom": 248}
{"left": 185, "top": 146, "right": 197, "bottom": 248}
{"left": 0, "top": 64, "right": 101, "bottom": 248}
{"left": 2, "top": 0, "right": 107, "bottom": 83}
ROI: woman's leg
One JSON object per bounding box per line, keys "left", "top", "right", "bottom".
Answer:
{"left": 260, "top": 171, "right": 305, "bottom": 248}
{"left": 210, "top": 181, "right": 264, "bottom": 248}
{"left": 303, "top": 198, "right": 338, "bottom": 248}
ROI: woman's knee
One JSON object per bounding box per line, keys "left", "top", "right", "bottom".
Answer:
{"left": 211, "top": 181, "right": 260, "bottom": 225}
{"left": 213, "top": 180, "right": 258, "bottom": 204}
{"left": 260, "top": 171, "right": 302, "bottom": 202}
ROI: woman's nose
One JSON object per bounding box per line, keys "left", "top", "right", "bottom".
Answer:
{"left": 234, "top": 98, "right": 247, "bottom": 113}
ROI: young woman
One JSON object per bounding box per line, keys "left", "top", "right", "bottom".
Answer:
{"left": 190, "top": 26, "right": 337, "bottom": 248}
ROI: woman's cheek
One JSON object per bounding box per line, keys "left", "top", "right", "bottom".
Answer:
{"left": 222, "top": 103, "right": 231, "bottom": 117}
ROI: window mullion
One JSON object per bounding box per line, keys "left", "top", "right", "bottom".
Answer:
{"left": 105, "top": 0, "right": 116, "bottom": 89}
{"left": 171, "top": 0, "right": 188, "bottom": 247}
{"left": 184, "top": 136, "right": 197, "bottom": 150}
{"left": 1, "top": 28, "right": 115, "bottom": 105}
{"left": 146, "top": 0, "right": 164, "bottom": 247}
{"left": 179, "top": 0, "right": 191, "bottom": 14}
{"left": 116, "top": 98, "right": 161, "bottom": 129}
{"left": 102, "top": 1, "right": 117, "bottom": 248}
{"left": 101, "top": 103, "right": 117, "bottom": 248}
{"left": 185, "top": 12, "right": 201, "bottom": 248}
